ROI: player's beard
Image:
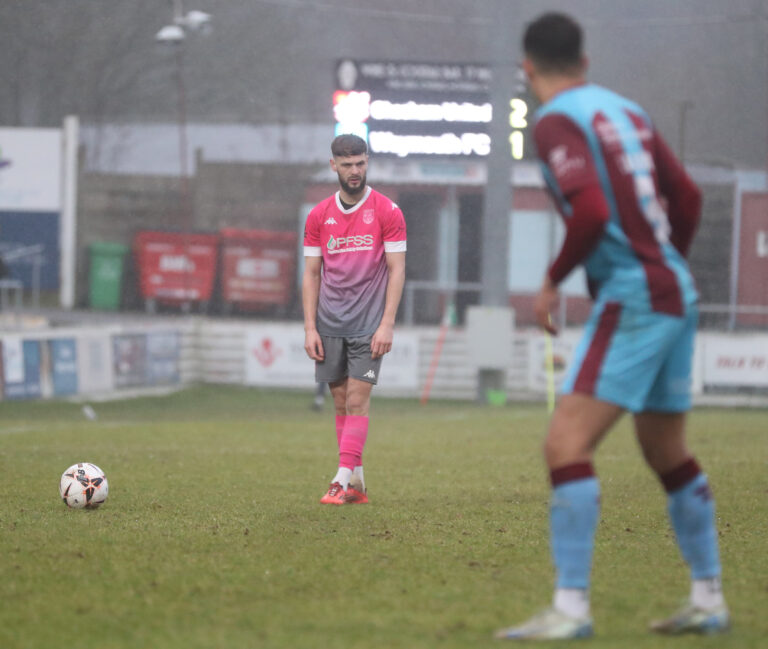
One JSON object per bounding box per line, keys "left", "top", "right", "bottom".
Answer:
{"left": 338, "top": 171, "right": 367, "bottom": 196}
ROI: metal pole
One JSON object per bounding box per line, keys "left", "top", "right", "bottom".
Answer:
{"left": 59, "top": 115, "right": 79, "bottom": 309}
{"left": 175, "top": 44, "right": 190, "bottom": 212}
{"left": 175, "top": 48, "right": 188, "bottom": 179}
{"left": 172, "top": 0, "right": 184, "bottom": 22}
{"left": 480, "top": 0, "right": 514, "bottom": 306}
{"left": 728, "top": 174, "right": 743, "bottom": 331}
{"left": 174, "top": 41, "right": 193, "bottom": 311}
{"left": 762, "top": 3, "right": 768, "bottom": 217}
{"left": 33, "top": 254, "right": 41, "bottom": 308}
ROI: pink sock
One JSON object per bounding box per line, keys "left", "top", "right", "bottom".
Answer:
{"left": 335, "top": 415, "right": 346, "bottom": 450}
{"left": 339, "top": 415, "right": 368, "bottom": 470}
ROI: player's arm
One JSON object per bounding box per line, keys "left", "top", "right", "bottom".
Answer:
{"left": 302, "top": 211, "right": 325, "bottom": 362}
{"left": 302, "top": 255, "right": 324, "bottom": 361}
{"left": 652, "top": 130, "right": 701, "bottom": 257}
{"left": 534, "top": 187, "right": 609, "bottom": 334}
{"left": 371, "top": 251, "right": 405, "bottom": 359}
{"left": 533, "top": 114, "right": 609, "bottom": 333}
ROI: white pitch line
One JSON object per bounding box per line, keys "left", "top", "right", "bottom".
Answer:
{"left": 0, "top": 421, "right": 140, "bottom": 435}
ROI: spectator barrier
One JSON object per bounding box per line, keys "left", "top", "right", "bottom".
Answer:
{"left": 0, "top": 320, "right": 766, "bottom": 405}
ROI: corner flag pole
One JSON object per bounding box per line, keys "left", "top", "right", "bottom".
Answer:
{"left": 544, "top": 331, "right": 556, "bottom": 414}
{"left": 420, "top": 298, "right": 456, "bottom": 405}
{"left": 544, "top": 314, "right": 556, "bottom": 413}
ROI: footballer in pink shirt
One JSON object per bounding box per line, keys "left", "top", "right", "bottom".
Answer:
{"left": 302, "top": 134, "right": 406, "bottom": 505}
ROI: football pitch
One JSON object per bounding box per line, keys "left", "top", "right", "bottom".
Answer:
{"left": 1, "top": 385, "right": 765, "bottom": 649}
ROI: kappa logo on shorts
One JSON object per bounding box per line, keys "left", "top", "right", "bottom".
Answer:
{"left": 324, "top": 216, "right": 338, "bottom": 225}
{"left": 364, "top": 369, "right": 376, "bottom": 379}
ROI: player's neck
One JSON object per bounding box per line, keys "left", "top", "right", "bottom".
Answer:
{"left": 539, "top": 76, "right": 586, "bottom": 104}
{"left": 339, "top": 186, "right": 367, "bottom": 207}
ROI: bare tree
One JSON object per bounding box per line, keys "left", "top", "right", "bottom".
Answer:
{"left": 0, "top": 0, "right": 169, "bottom": 127}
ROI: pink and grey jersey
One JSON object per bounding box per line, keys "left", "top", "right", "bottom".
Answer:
{"left": 304, "top": 186, "right": 407, "bottom": 337}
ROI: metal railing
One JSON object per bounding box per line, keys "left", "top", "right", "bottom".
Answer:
{"left": 404, "top": 281, "right": 768, "bottom": 332}
{"left": 0, "top": 279, "right": 23, "bottom": 310}
{"left": 698, "top": 303, "right": 768, "bottom": 330}
{"left": 1, "top": 244, "right": 45, "bottom": 309}
{"left": 403, "top": 280, "right": 483, "bottom": 325}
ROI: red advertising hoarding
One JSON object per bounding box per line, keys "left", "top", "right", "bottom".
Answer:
{"left": 219, "top": 229, "right": 297, "bottom": 310}
{"left": 134, "top": 231, "right": 219, "bottom": 306}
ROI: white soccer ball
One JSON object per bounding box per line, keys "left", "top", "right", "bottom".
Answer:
{"left": 59, "top": 463, "right": 109, "bottom": 509}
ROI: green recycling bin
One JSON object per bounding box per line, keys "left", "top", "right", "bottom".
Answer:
{"left": 89, "top": 241, "right": 129, "bottom": 310}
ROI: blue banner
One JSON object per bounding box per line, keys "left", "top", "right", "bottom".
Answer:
{"left": 3, "top": 339, "right": 42, "bottom": 400}
{"left": 0, "top": 211, "right": 60, "bottom": 290}
{"left": 147, "top": 331, "right": 181, "bottom": 385}
{"left": 50, "top": 338, "right": 78, "bottom": 396}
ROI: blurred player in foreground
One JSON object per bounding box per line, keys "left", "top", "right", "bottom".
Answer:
{"left": 495, "top": 12, "right": 728, "bottom": 641}
{"left": 303, "top": 134, "right": 407, "bottom": 505}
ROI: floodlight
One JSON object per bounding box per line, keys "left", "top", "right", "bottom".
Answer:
{"left": 179, "top": 10, "right": 211, "bottom": 31}
{"left": 155, "top": 24, "right": 185, "bottom": 43}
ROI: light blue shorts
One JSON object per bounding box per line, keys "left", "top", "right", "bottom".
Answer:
{"left": 561, "top": 301, "right": 698, "bottom": 413}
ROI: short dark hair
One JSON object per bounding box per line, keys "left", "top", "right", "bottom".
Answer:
{"left": 523, "top": 12, "right": 583, "bottom": 73}
{"left": 331, "top": 134, "right": 367, "bottom": 157}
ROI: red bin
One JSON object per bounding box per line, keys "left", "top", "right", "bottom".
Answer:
{"left": 134, "top": 230, "right": 219, "bottom": 309}
{"left": 219, "top": 228, "right": 297, "bottom": 311}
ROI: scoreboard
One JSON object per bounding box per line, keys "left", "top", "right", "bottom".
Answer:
{"left": 333, "top": 59, "right": 531, "bottom": 160}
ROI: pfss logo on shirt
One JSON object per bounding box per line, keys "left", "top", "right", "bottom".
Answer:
{"left": 327, "top": 234, "right": 374, "bottom": 254}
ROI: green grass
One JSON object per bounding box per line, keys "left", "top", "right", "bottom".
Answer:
{"left": 0, "top": 385, "right": 765, "bottom": 649}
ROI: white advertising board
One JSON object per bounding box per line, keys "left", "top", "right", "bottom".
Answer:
{"left": 702, "top": 335, "right": 768, "bottom": 387}
{"left": 246, "top": 325, "right": 313, "bottom": 388}
{"left": 378, "top": 330, "right": 419, "bottom": 390}
{"left": 2, "top": 335, "right": 24, "bottom": 384}
{"left": 245, "top": 325, "right": 419, "bottom": 391}
{"left": 0, "top": 128, "right": 61, "bottom": 211}
{"left": 76, "top": 333, "right": 115, "bottom": 394}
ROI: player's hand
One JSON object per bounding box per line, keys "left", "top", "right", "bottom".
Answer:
{"left": 304, "top": 329, "right": 324, "bottom": 361}
{"left": 371, "top": 322, "right": 394, "bottom": 359}
{"left": 534, "top": 276, "right": 559, "bottom": 335}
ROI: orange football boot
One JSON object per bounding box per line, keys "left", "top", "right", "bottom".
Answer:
{"left": 345, "top": 486, "right": 369, "bottom": 504}
{"left": 320, "top": 482, "right": 347, "bottom": 505}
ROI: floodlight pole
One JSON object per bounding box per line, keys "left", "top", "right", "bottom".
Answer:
{"left": 173, "top": 42, "right": 194, "bottom": 312}
{"left": 157, "top": 2, "right": 211, "bottom": 311}
{"left": 172, "top": 0, "right": 184, "bottom": 22}
{"left": 174, "top": 43, "right": 191, "bottom": 220}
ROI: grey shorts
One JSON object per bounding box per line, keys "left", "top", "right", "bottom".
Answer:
{"left": 316, "top": 334, "right": 383, "bottom": 385}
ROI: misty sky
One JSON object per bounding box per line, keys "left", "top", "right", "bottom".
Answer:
{"left": 1, "top": 0, "right": 765, "bottom": 169}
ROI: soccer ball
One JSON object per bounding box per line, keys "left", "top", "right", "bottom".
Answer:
{"left": 59, "top": 463, "right": 109, "bottom": 509}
